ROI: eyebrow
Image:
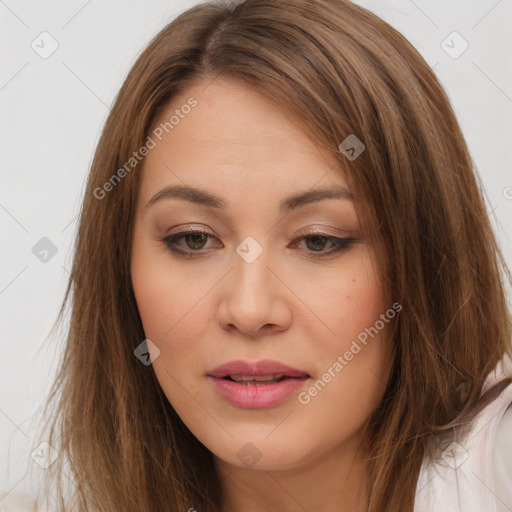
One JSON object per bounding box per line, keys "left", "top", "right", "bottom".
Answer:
{"left": 145, "top": 184, "right": 353, "bottom": 214}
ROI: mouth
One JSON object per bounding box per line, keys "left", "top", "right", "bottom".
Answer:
{"left": 208, "top": 359, "right": 310, "bottom": 379}
{"left": 220, "top": 374, "right": 309, "bottom": 386}
{"left": 207, "top": 359, "right": 311, "bottom": 408}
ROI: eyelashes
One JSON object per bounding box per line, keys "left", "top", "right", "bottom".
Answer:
{"left": 161, "top": 228, "right": 356, "bottom": 259}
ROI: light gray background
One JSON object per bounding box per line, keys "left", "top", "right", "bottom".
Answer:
{"left": 1, "top": 0, "right": 511, "bottom": 502}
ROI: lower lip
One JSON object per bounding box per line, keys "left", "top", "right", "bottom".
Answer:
{"left": 209, "top": 376, "right": 309, "bottom": 408}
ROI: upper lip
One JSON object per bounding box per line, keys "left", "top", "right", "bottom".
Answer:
{"left": 208, "top": 359, "right": 310, "bottom": 378}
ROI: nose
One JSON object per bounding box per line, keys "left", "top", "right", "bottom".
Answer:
{"left": 217, "top": 243, "right": 292, "bottom": 338}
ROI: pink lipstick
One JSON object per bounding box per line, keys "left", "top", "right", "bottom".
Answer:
{"left": 207, "top": 359, "right": 310, "bottom": 409}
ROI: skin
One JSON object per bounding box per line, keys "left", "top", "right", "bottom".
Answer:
{"left": 130, "top": 77, "right": 394, "bottom": 512}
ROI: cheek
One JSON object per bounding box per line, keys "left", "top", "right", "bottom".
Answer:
{"left": 302, "top": 252, "right": 391, "bottom": 408}
{"left": 130, "top": 254, "right": 210, "bottom": 408}
{"left": 131, "top": 237, "right": 210, "bottom": 342}
{"left": 306, "top": 252, "right": 385, "bottom": 353}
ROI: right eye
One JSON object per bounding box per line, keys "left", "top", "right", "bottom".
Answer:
{"left": 162, "top": 228, "right": 222, "bottom": 258}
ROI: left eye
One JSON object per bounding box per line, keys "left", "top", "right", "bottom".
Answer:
{"left": 291, "top": 233, "right": 356, "bottom": 257}
{"left": 297, "top": 234, "right": 339, "bottom": 252}
{"left": 162, "top": 230, "right": 355, "bottom": 258}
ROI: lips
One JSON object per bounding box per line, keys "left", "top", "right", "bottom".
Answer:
{"left": 207, "top": 359, "right": 311, "bottom": 408}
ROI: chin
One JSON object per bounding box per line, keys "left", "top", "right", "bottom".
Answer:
{"left": 206, "top": 431, "right": 313, "bottom": 472}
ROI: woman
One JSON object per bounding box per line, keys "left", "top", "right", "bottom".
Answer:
{"left": 23, "top": 0, "right": 512, "bottom": 510}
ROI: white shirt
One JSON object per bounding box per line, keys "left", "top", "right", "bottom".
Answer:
{"left": 414, "top": 355, "right": 512, "bottom": 512}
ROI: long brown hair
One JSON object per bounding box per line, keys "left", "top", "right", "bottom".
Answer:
{"left": 35, "top": 0, "right": 512, "bottom": 510}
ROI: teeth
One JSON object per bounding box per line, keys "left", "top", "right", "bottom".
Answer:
{"left": 229, "top": 374, "right": 284, "bottom": 382}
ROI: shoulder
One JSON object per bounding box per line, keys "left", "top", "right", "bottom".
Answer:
{"left": 494, "top": 402, "right": 512, "bottom": 512}
{"left": 414, "top": 379, "right": 512, "bottom": 512}
{"left": 0, "top": 492, "right": 38, "bottom": 512}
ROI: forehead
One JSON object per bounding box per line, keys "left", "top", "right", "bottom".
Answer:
{"left": 141, "top": 78, "right": 347, "bottom": 195}
{"left": 151, "top": 78, "right": 310, "bottom": 148}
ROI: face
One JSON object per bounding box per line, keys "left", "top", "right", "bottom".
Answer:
{"left": 130, "top": 77, "right": 393, "bottom": 472}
